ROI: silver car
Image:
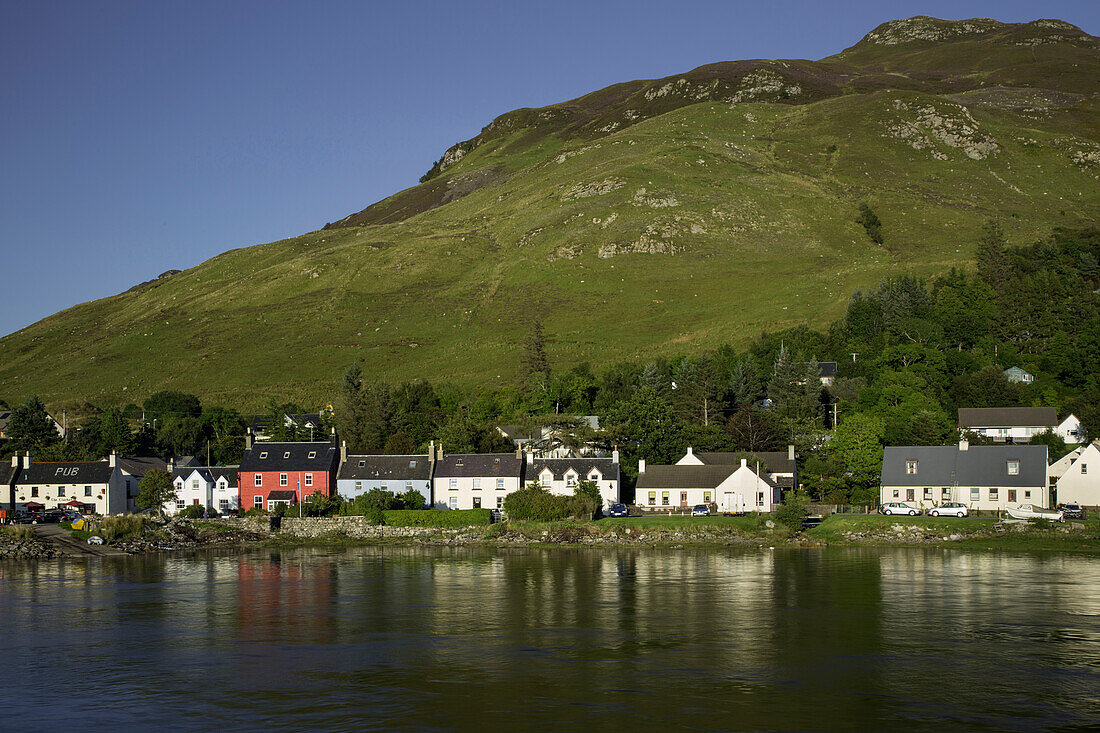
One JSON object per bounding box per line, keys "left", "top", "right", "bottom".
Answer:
{"left": 929, "top": 502, "right": 968, "bottom": 518}
{"left": 881, "top": 502, "right": 920, "bottom": 516}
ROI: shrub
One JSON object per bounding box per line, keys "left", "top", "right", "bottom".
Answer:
{"left": 2, "top": 525, "right": 34, "bottom": 540}
{"left": 503, "top": 484, "right": 596, "bottom": 521}
{"left": 178, "top": 504, "right": 206, "bottom": 519}
{"left": 243, "top": 507, "right": 267, "bottom": 517}
{"left": 401, "top": 488, "right": 426, "bottom": 509}
{"left": 775, "top": 491, "right": 810, "bottom": 531}
{"left": 383, "top": 509, "right": 492, "bottom": 527}
{"left": 100, "top": 516, "right": 144, "bottom": 543}
{"left": 857, "top": 202, "right": 884, "bottom": 244}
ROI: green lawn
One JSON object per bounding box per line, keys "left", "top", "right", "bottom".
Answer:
{"left": 606, "top": 515, "right": 766, "bottom": 530}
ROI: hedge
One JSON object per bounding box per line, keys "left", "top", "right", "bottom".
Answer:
{"left": 382, "top": 509, "right": 493, "bottom": 527}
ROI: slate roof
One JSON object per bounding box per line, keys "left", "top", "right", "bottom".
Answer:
{"left": 434, "top": 453, "right": 523, "bottom": 479}
{"left": 957, "top": 407, "right": 1057, "bottom": 428}
{"left": 881, "top": 445, "right": 1048, "bottom": 487}
{"left": 118, "top": 456, "right": 167, "bottom": 477}
{"left": 637, "top": 464, "right": 775, "bottom": 490}
{"left": 173, "top": 466, "right": 240, "bottom": 487}
{"left": 16, "top": 461, "right": 116, "bottom": 485}
{"left": 267, "top": 490, "right": 298, "bottom": 501}
{"left": 694, "top": 451, "right": 796, "bottom": 475}
{"left": 239, "top": 442, "right": 337, "bottom": 472}
{"left": 529, "top": 457, "right": 619, "bottom": 481}
{"left": 496, "top": 425, "right": 538, "bottom": 442}
{"left": 0, "top": 461, "right": 18, "bottom": 487}
{"left": 338, "top": 455, "right": 431, "bottom": 481}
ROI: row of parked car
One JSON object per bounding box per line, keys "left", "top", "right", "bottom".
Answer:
{"left": 879, "top": 501, "right": 1087, "bottom": 519}
{"left": 9, "top": 509, "right": 82, "bottom": 525}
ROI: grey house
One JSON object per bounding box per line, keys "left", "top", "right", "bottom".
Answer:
{"left": 337, "top": 446, "right": 433, "bottom": 505}
{"left": 880, "top": 441, "right": 1048, "bottom": 511}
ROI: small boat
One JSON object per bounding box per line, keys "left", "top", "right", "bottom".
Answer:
{"left": 1006, "top": 504, "right": 1064, "bottom": 522}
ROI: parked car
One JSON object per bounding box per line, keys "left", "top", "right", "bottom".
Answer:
{"left": 929, "top": 502, "right": 969, "bottom": 518}
{"left": 880, "top": 502, "right": 920, "bottom": 516}
{"left": 1057, "top": 503, "right": 1085, "bottom": 520}
{"left": 607, "top": 503, "right": 629, "bottom": 517}
{"left": 691, "top": 504, "right": 709, "bottom": 517}
{"left": 11, "top": 512, "right": 35, "bottom": 524}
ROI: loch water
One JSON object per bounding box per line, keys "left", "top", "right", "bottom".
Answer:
{"left": 2, "top": 547, "right": 1099, "bottom": 731}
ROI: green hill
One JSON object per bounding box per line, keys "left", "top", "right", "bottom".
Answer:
{"left": 2, "top": 16, "right": 1098, "bottom": 412}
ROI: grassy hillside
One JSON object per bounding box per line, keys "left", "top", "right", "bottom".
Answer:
{"left": 1, "top": 16, "right": 1097, "bottom": 413}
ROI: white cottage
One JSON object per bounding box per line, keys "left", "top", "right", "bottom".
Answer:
{"left": 525, "top": 451, "right": 621, "bottom": 508}
{"left": 957, "top": 407, "right": 1058, "bottom": 443}
{"left": 1055, "top": 414, "right": 1086, "bottom": 444}
{"left": 1055, "top": 442, "right": 1100, "bottom": 509}
{"left": 635, "top": 458, "right": 780, "bottom": 513}
{"left": 170, "top": 466, "right": 240, "bottom": 515}
{"left": 431, "top": 452, "right": 524, "bottom": 510}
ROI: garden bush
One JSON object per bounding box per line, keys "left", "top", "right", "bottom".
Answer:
{"left": 100, "top": 516, "right": 144, "bottom": 543}
{"left": 775, "top": 491, "right": 809, "bottom": 531}
{"left": 178, "top": 504, "right": 206, "bottom": 519}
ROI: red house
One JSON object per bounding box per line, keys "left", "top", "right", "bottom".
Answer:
{"left": 239, "top": 434, "right": 338, "bottom": 512}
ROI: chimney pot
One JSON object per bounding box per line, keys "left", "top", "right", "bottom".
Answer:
{"left": 109, "top": 450, "right": 117, "bottom": 468}
{"left": 612, "top": 449, "right": 619, "bottom": 465}
{"left": 340, "top": 440, "right": 347, "bottom": 464}
{"left": 788, "top": 444, "right": 795, "bottom": 462}
{"left": 741, "top": 458, "right": 748, "bottom": 468}
{"left": 959, "top": 438, "right": 969, "bottom": 451}
{"left": 21, "top": 452, "right": 31, "bottom": 469}
{"left": 686, "top": 446, "right": 694, "bottom": 456}
{"left": 638, "top": 458, "right": 646, "bottom": 473}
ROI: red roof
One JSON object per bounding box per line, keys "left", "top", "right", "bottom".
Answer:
{"left": 24, "top": 501, "right": 44, "bottom": 508}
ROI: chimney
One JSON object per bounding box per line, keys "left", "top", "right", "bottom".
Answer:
{"left": 22, "top": 452, "right": 31, "bottom": 469}
{"left": 638, "top": 458, "right": 646, "bottom": 473}
{"left": 11, "top": 454, "right": 17, "bottom": 468}
{"left": 525, "top": 445, "right": 533, "bottom": 464}
{"left": 331, "top": 426, "right": 337, "bottom": 447}
{"left": 959, "top": 437, "right": 969, "bottom": 451}
{"left": 429, "top": 440, "right": 435, "bottom": 463}
{"left": 612, "top": 447, "right": 619, "bottom": 464}
{"left": 437, "top": 443, "right": 444, "bottom": 461}
{"left": 167, "top": 458, "right": 175, "bottom": 473}
{"left": 109, "top": 450, "right": 117, "bottom": 468}
{"left": 340, "top": 440, "right": 347, "bottom": 464}
{"left": 686, "top": 446, "right": 694, "bottom": 457}
{"left": 741, "top": 458, "right": 748, "bottom": 469}
{"left": 788, "top": 444, "right": 795, "bottom": 462}
{"left": 245, "top": 428, "right": 253, "bottom": 451}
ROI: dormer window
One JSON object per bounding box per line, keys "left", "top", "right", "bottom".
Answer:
{"left": 409, "top": 460, "right": 417, "bottom": 468}
{"left": 283, "top": 452, "right": 290, "bottom": 459}
{"left": 1007, "top": 460, "right": 1019, "bottom": 476}
{"left": 259, "top": 452, "right": 268, "bottom": 459}
{"left": 493, "top": 458, "right": 500, "bottom": 465}
{"left": 359, "top": 460, "right": 365, "bottom": 467}
{"left": 308, "top": 451, "right": 316, "bottom": 459}
{"left": 905, "top": 460, "right": 918, "bottom": 475}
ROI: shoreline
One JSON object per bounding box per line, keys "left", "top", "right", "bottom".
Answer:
{"left": 7, "top": 514, "right": 1099, "bottom": 559}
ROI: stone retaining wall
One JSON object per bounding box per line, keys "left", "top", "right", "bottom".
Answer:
{"left": 210, "top": 516, "right": 472, "bottom": 539}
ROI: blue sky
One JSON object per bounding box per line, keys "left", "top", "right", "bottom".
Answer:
{"left": 1, "top": 0, "right": 1097, "bottom": 337}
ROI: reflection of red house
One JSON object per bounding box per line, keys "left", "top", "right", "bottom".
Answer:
{"left": 238, "top": 436, "right": 338, "bottom": 512}
{"left": 236, "top": 556, "right": 335, "bottom": 645}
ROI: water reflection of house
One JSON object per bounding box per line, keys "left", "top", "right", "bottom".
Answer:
{"left": 236, "top": 555, "right": 335, "bottom": 643}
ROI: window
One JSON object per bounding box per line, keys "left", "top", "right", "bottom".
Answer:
{"left": 496, "top": 478, "right": 505, "bottom": 490}
{"left": 661, "top": 492, "right": 670, "bottom": 506}
{"left": 355, "top": 481, "right": 362, "bottom": 492}
{"left": 255, "top": 474, "right": 262, "bottom": 487}
{"left": 409, "top": 461, "right": 417, "bottom": 469}
{"left": 942, "top": 488, "right": 950, "bottom": 498}
{"left": 192, "top": 479, "right": 199, "bottom": 489}
{"left": 589, "top": 473, "right": 599, "bottom": 481}
{"left": 219, "top": 499, "right": 229, "bottom": 511}
{"left": 497, "top": 496, "right": 504, "bottom": 508}
{"left": 85, "top": 486, "right": 92, "bottom": 497}
{"left": 648, "top": 491, "right": 656, "bottom": 506}
{"left": 405, "top": 481, "right": 413, "bottom": 491}
{"left": 279, "top": 473, "right": 288, "bottom": 487}
{"left": 989, "top": 488, "right": 998, "bottom": 501}
{"left": 177, "top": 500, "right": 185, "bottom": 509}
{"left": 254, "top": 496, "right": 263, "bottom": 508}
{"left": 1008, "top": 489, "right": 1017, "bottom": 502}
{"left": 566, "top": 474, "right": 577, "bottom": 487}
{"left": 58, "top": 487, "right": 66, "bottom": 497}
{"left": 450, "top": 479, "right": 458, "bottom": 491}
{"left": 892, "top": 489, "right": 899, "bottom": 498}
{"left": 473, "top": 497, "right": 481, "bottom": 509}
{"left": 259, "top": 452, "right": 268, "bottom": 459}
{"left": 381, "top": 483, "right": 388, "bottom": 492}
{"left": 703, "top": 491, "right": 712, "bottom": 503}
{"left": 304, "top": 473, "right": 313, "bottom": 487}
{"left": 971, "top": 488, "right": 980, "bottom": 502}
{"left": 757, "top": 491, "right": 764, "bottom": 507}
{"left": 448, "top": 497, "right": 457, "bottom": 510}
{"left": 906, "top": 489, "right": 915, "bottom": 501}
{"left": 906, "top": 460, "right": 918, "bottom": 475}
{"left": 1024, "top": 490, "right": 1031, "bottom": 499}
{"left": 283, "top": 452, "right": 290, "bottom": 459}
{"left": 1007, "top": 461, "right": 1020, "bottom": 476}
{"left": 359, "top": 460, "right": 365, "bottom": 468}
{"left": 923, "top": 488, "right": 933, "bottom": 501}
{"left": 473, "top": 478, "right": 481, "bottom": 491}
{"left": 193, "top": 499, "right": 200, "bottom": 505}
{"left": 218, "top": 481, "right": 225, "bottom": 491}
{"left": 308, "top": 451, "right": 316, "bottom": 459}
{"left": 1082, "top": 464, "right": 1088, "bottom": 475}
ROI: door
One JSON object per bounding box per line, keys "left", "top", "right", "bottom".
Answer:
{"left": 906, "top": 489, "right": 915, "bottom": 502}
{"left": 680, "top": 491, "right": 688, "bottom": 507}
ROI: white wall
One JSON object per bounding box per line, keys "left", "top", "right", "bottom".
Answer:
{"left": 168, "top": 472, "right": 240, "bottom": 515}
{"left": 1055, "top": 443, "right": 1100, "bottom": 507}
{"left": 880, "top": 484, "right": 1048, "bottom": 511}
{"left": 337, "top": 478, "right": 431, "bottom": 504}
{"left": 432, "top": 476, "right": 522, "bottom": 510}
{"left": 530, "top": 466, "right": 620, "bottom": 508}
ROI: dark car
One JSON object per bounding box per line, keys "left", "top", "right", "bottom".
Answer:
{"left": 1058, "top": 503, "right": 1085, "bottom": 520}
{"left": 11, "top": 512, "right": 35, "bottom": 524}
{"left": 607, "top": 503, "right": 629, "bottom": 517}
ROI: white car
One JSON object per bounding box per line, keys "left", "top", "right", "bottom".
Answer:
{"left": 880, "top": 502, "right": 920, "bottom": 516}
{"left": 929, "top": 502, "right": 968, "bottom": 518}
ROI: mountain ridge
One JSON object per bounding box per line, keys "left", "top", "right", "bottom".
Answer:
{"left": 1, "top": 16, "right": 1097, "bottom": 412}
